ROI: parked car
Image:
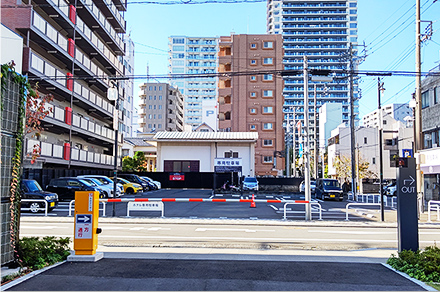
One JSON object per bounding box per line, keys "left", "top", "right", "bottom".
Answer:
{"left": 78, "top": 177, "right": 110, "bottom": 198}
{"left": 118, "top": 174, "right": 150, "bottom": 191}
{"left": 46, "top": 177, "right": 102, "bottom": 201}
{"left": 141, "top": 176, "right": 161, "bottom": 190}
{"left": 299, "top": 180, "right": 316, "bottom": 194}
{"left": 385, "top": 182, "right": 397, "bottom": 196}
{"left": 21, "top": 179, "right": 58, "bottom": 213}
{"left": 76, "top": 175, "right": 122, "bottom": 197}
{"left": 242, "top": 177, "right": 259, "bottom": 191}
{"left": 112, "top": 177, "right": 143, "bottom": 194}
{"left": 315, "top": 178, "right": 344, "bottom": 201}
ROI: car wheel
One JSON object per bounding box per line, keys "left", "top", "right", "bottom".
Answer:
{"left": 126, "top": 188, "right": 134, "bottom": 194}
{"left": 29, "top": 202, "right": 41, "bottom": 213}
{"left": 99, "top": 193, "right": 105, "bottom": 199}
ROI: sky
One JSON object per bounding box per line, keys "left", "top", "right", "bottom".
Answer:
{"left": 124, "top": 0, "right": 440, "bottom": 120}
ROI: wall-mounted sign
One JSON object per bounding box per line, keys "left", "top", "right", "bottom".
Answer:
{"left": 402, "top": 149, "right": 413, "bottom": 158}
{"left": 214, "top": 158, "right": 242, "bottom": 173}
{"left": 169, "top": 173, "right": 185, "bottom": 181}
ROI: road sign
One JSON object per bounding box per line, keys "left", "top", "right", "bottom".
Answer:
{"left": 299, "top": 144, "right": 303, "bottom": 158}
{"left": 402, "top": 149, "right": 413, "bottom": 158}
{"left": 396, "top": 157, "right": 418, "bottom": 252}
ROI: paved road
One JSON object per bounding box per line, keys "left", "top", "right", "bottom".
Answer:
{"left": 4, "top": 258, "right": 429, "bottom": 291}
{"left": 20, "top": 189, "right": 398, "bottom": 222}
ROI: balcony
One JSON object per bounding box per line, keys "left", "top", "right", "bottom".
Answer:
{"left": 76, "top": 0, "right": 125, "bottom": 55}
{"left": 96, "top": 0, "right": 126, "bottom": 33}
{"left": 25, "top": 51, "right": 114, "bottom": 121}
{"left": 30, "top": 0, "right": 74, "bottom": 35}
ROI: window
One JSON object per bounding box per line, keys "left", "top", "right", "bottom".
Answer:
{"left": 364, "top": 137, "right": 367, "bottom": 144}
{"left": 263, "top": 139, "right": 273, "bottom": 146}
{"left": 263, "top": 74, "right": 273, "bottom": 81}
{"left": 250, "top": 92, "right": 257, "bottom": 98}
{"left": 435, "top": 87, "right": 439, "bottom": 104}
{"left": 349, "top": 2, "right": 357, "bottom": 7}
{"left": 263, "top": 106, "right": 273, "bottom": 113}
{"left": 263, "top": 156, "right": 273, "bottom": 163}
{"left": 263, "top": 41, "right": 273, "bottom": 48}
{"left": 224, "top": 151, "right": 239, "bottom": 158}
{"left": 350, "top": 23, "right": 357, "bottom": 28}
{"left": 173, "top": 38, "right": 185, "bottom": 44}
{"left": 164, "top": 160, "right": 200, "bottom": 172}
{"left": 250, "top": 76, "right": 257, "bottom": 81}
{"left": 349, "top": 9, "right": 357, "bottom": 14}
{"left": 173, "top": 45, "right": 184, "bottom": 51}
{"left": 263, "top": 123, "right": 273, "bottom": 130}
{"left": 250, "top": 124, "right": 256, "bottom": 130}
{"left": 263, "top": 90, "right": 273, "bottom": 97}
{"left": 263, "top": 58, "right": 273, "bottom": 65}
{"left": 422, "top": 90, "right": 430, "bottom": 108}
{"left": 372, "top": 157, "right": 376, "bottom": 165}
{"left": 250, "top": 108, "right": 257, "bottom": 114}
{"left": 250, "top": 59, "right": 257, "bottom": 65}
{"left": 250, "top": 43, "right": 257, "bottom": 49}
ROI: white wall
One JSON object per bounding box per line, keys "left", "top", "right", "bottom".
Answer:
{"left": 1, "top": 24, "right": 23, "bottom": 73}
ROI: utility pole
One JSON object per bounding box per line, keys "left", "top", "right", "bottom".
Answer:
{"left": 378, "top": 77, "right": 385, "bottom": 221}
{"left": 314, "top": 84, "right": 318, "bottom": 180}
{"left": 349, "top": 43, "right": 357, "bottom": 198}
{"left": 303, "top": 56, "right": 311, "bottom": 220}
{"left": 415, "top": 0, "right": 423, "bottom": 203}
{"left": 292, "top": 107, "right": 296, "bottom": 177}
{"left": 286, "top": 112, "right": 290, "bottom": 177}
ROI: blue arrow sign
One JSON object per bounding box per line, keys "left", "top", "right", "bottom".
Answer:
{"left": 299, "top": 144, "right": 303, "bottom": 158}
{"left": 76, "top": 214, "right": 92, "bottom": 223}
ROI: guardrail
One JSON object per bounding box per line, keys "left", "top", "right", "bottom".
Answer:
{"left": 21, "top": 199, "right": 49, "bottom": 216}
{"left": 348, "top": 193, "right": 397, "bottom": 208}
{"left": 68, "top": 200, "right": 107, "bottom": 217}
{"left": 345, "top": 202, "right": 381, "bottom": 221}
{"left": 427, "top": 200, "right": 440, "bottom": 222}
{"left": 283, "top": 201, "right": 322, "bottom": 221}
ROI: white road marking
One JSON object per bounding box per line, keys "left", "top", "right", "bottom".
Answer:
{"left": 307, "top": 230, "right": 396, "bottom": 235}
{"left": 147, "top": 227, "right": 170, "bottom": 231}
{"left": 20, "top": 225, "right": 68, "bottom": 229}
{"left": 195, "top": 228, "right": 275, "bottom": 233}
{"left": 269, "top": 205, "right": 279, "bottom": 211}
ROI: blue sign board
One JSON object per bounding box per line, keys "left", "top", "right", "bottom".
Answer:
{"left": 76, "top": 214, "right": 92, "bottom": 223}
{"left": 299, "top": 144, "right": 303, "bottom": 158}
{"left": 402, "top": 149, "right": 413, "bottom": 158}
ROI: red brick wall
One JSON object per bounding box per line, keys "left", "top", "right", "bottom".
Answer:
{"left": 1, "top": 2, "right": 32, "bottom": 32}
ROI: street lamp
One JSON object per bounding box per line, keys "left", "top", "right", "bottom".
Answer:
{"left": 108, "top": 80, "right": 120, "bottom": 217}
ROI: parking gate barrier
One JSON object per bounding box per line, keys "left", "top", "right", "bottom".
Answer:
{"left": 427, "top": 200, "right": 440, "bottom": 222}
{"left": 283, "top": 201, "right": 322, "bottom": 221}
{"left": 21, "top": 199, "right": 49, "bottom": 216}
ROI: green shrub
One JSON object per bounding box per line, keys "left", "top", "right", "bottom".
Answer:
{"left": 387, "top": 245, "right": 440, "bottom": 283}
{"left": 17, "top": 236, "right": 71, "bottom": 270}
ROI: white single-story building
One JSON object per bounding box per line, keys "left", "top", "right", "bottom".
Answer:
{"left": 153, "top": 131, "right": 258, "bottom": 176}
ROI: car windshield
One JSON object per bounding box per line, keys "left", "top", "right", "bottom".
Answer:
{"left": 94, "top": 177, "right": 112, "bottom": 184}
{"left": 83, "top": 179, "right": 97, "bottom": 186}
{"left": 25, "top": 180, "right": 42, "bottom": 192}
{"left": 89, "top": 179, "right": 103, "bottom": 186}
{"left": 142, "top": 177, "right": 152, "bottom": 182}
{"left": 244, "top": 177, "right": 257, "bottom": 183}
{"left": 117, "top": 178, "right": 130, "bottom": 184}
{"left": 323, "top": 180, "right": 340, "bottom": 187}
{"left": 78, "top": 179, "right": 92, "bottom": 186}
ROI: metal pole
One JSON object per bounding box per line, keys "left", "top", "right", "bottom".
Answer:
{"left": 112, "top": 81, "right": 119, "bottom": 217}
{"left": 303, "top": 56, "right": 311, "bottom": 220}
{"left": 415, "top": 0, "right": 423, "bottom": 203}
{"left": 378, "top": 77, "right": 385, "bottom": 221}
{"left": 314, "top": 84, "right": 318, "bottom": 179}
{"left": 286, "top": 112, "right": 290, "bottom": 177}
{"left": 292, "top": 108, "right": 296, "bottom": 177}
{"left": 349, "top": 43, "right": 357, "bottom": 198}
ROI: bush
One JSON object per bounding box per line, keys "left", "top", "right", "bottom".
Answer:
{"left": 17, "top": 236, "right": 71, "bottom": 270}
{"left": 387, "top": 245, "right": 440, "bottom": 283}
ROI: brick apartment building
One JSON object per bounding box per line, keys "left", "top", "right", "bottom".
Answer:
{"left": 218, "top": 34, "right": 285, "bottom": 176}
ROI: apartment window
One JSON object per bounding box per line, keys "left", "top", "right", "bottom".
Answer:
{"left": 250, "top": 59, "right": 257, "bottom": 65}
{"left": 350, "top": 16, "right": 357, "bottom": 21}
{"left": 250, "top": 76, "right": 257, "bottom": 81}
{"left": 350, "top": 23, "right": 357, "bottom": 28}
{"left": 263, "top": 90, "right": 273, "bottom": 97}
{"left": 250, "top": 108, "right": 257, "bottom": 114}
{"left": 159, "top": 105, "right": 162, "bottom": 109}
{"left": 364, "top": 137, "right": 367, "bottom": 144}
{"left": 224, "top": 151, "right": 239, "bottom": 158}
{"left": 149, "top": 105, "right": 152, "bottom": 109}
{"left": 263, "top": 106, "right": 273, "bottom": 113}
{"left": 159, "top": 86, "right": 162, "bottom": 91}
{"left": 263, "top": 58, "right": 273, "bottom": 65}
{"left": 263, "top": 123, "right": 273, "bottom": 130}
{"left": 159, "top": 95, "right": 162, "bottom": 100}
{"left": 250, "top": 43, "right": 257, "bottom": 49}
{"left": 250, "top": 92, "right": 257, "bottom": 98}
{"left": 435, "top": 87, "right": 439, "bottom": 104}
{"left": 349, "top": 9, "right": 357, "bottom": 14}
{"left": 422, "top": 90, "right": 430, "bottom": 108}
{"left": 372, "top": 157, "right": 376, "bottom": 165}
{"left": 263, "top": 156, "right": 273, "bottom": 163}
{"left": 263, "top": 74, "right": 273, "bottom": 81}
{"left": 250, "top": 124, "right": 257, "bottom": 130}
{"left": 173, "top": 45, "right": 184, "bottom": 51}
{"left": 263, "top": 139, "right": 273, "bottom": 146}
{"left": 263, "top": 41, "right": 273, "bottom": 49}
{"left": 173, "top": 38, "right": 185, "bottom": 44}
{"left": 350, "top": 2, "right": 357, "bottom": 7}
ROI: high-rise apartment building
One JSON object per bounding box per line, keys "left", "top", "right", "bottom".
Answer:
{"left": 218, "top": 34, "right": 285, "bottom": 176}
{"left": 120, "top": 35, "right": 135, "bottom": 138}
{"left": 2, "top": 0, "right": 127, "bottom": 170}
{"left": 168, "top": 36, "right": 219, "bottom": 131}
{"left": 267, "top": 0, "right": 359, "bottom": 152}
{"left": 138, "top": 83, "right": 184, "bottom": 132}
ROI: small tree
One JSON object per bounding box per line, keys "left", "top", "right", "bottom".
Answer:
{"left": 122, "top": 151, "right": 147, "bottom": 172}
{"left": 334, "top": 154, "right": 377, "bottom": 193}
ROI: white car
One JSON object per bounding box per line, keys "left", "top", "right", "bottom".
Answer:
{"left": 141, "top": 176, "right": 161, "bottom": 189}
{"left": 300, "top": 180, "right": 316, "bottom": 194}
{"left": 242, "top": 177, "right": 259, "bottom": 191}
{"left": 77, "top": 175, "right": 122, "bottom": 197}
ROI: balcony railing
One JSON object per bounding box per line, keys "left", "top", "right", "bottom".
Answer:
{"left": 32, "top": 11, "right": 68, "bottom": 52}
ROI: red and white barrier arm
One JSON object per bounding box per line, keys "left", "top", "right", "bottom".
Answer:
{"left": 101, "top": 198, "right": 309, "bottom": 204}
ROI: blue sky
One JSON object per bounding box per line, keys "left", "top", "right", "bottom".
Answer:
{"left": 125, "top": 0, "right": 440, "bottom": 119}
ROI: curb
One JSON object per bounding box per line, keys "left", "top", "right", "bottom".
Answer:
{"left": 381, "top": 263, "right": 437, "bottom": 291}
{"left": 1, "top": 261, "right": 66, "bottom": 291}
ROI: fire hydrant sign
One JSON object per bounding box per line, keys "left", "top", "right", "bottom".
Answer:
{"left": 75, "top": 214, "right": 93, "bottom": 239}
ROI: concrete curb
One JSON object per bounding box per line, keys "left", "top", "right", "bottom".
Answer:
{"left": 1, "top": 261, "right": 66, "bottom": 291}
{"left": 382, "top": 263, "right": 437, "bottom": 291}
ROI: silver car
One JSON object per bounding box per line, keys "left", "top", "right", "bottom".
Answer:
{"left": 77, "top": 175, "right": 122, "bottom": 197}
{"left": 242, "top": 177, "right": 259, "bottom": 191}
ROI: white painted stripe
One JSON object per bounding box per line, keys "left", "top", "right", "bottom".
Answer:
{"left": 269, "top": 205, "right": 278, "bottom": 211}
{"left": 307, "top": 230, "right": 396, "bottom": 235}
{"left": 195, "top": 228, "right": 275, "bottom": 233}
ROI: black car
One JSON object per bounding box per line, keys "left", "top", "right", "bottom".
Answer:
{"left": 118, "top": 174, "right": 150, "bottom": 191}
{"left": 21, "top": 179, "right": 58, "bottom": 213}
{"left": 46, "top": 177, "right": 101, "bottom": 201}
{"left": 315, "top": 178, "right": 344, "bottom": 201}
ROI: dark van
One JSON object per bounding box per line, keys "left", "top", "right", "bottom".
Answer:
{"left": 315, "top": 178, "right": 344, "bottom": 201}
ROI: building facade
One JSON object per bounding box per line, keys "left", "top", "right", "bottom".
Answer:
{"left": 138, "top": 83, "right": 184, "bottom": 132}
{"left": 267, "top": 0, "right": 359, "bottom": 154}
{"left": 420, "top": 70, "right": 440, "bottom": 203}
{"left": 120, "top": 35, "right": 135, "bottom": 138}
{"left": 168, "top": 36, "right": 219, "bottom": 130}
{"left": 362, "top": 103, "right": 412, "bottom": 128}
{"left": 2, "top": 0, "right": 127, "bottom": 170}
{"left": 218, "top": 34, "right": 285, "bottom": 176}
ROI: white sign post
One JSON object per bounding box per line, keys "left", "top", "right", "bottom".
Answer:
{"left": 126, "top": 201, "right": 164, "bottom": 217}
